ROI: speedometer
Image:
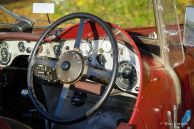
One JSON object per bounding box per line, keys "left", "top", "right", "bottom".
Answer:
{"left": 0, "top": 42, "right": 11, "bottom": 65}
{"left": 116, "top": 61, "right": 137, "bottom": 92}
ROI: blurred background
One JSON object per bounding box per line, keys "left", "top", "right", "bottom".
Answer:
{"left": 0, "top": 0, "right": 194, "bottom": 28}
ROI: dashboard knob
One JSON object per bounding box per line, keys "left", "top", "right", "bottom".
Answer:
{"left": 26, "top": 47, "right": 32, "bottom": 53}
{"left": 65, "top": 46, "right": 70, "bottom": 50}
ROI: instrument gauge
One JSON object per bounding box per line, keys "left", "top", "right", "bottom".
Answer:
{"left": 18, "top": 41, "right": 26, "bottom": 52}
{"left": 80, "top": 41, "right": 92, "bottom": 55}
{"left": 96, "top": 54, "right": 106, "bottom": 66}
{"left": 102, "top": 40, "right": 112, "bottom": 53}
{"left": 53, "top": 45, "right": 62, "bottom": 56}
{"left": 0, "top": 42, "right": 11, "bottom": 65}
{"left": 116, "top": 61, "right": 137, "bottom": 92}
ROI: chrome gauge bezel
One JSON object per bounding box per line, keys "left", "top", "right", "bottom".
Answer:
{"left": 53, "top": 44, "right": 62, "bottom": 56}
{"left": 115, "top": 61, "right": 138, "bottom": 92}
{"left": 0, "top": 41, "right": 11, "bottom": 65}
{"left": 80, "top": 40, "right": 93, "bottom": 55}
{"left": 102, "top": 39, "right": 112, "bottom": 53}
{"left": 96, "top": 54, "right": 106, "bottom": 66}
{"left": 18, "top": 41, "right": 26, "bottom": 52}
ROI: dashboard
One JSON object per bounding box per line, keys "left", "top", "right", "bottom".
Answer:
{"left": 0, "top": 38, "right": 140, "bottom": 94}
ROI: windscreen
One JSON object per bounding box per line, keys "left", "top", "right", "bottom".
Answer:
{"left": 160, "top": 0, "right": 184, "bottom": 68}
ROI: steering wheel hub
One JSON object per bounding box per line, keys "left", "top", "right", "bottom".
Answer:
{"left": 61, "top": 61, "right": 71, "bottom": 70}
{"left": 56, "top": 50, "right": 84, "bottom": 84}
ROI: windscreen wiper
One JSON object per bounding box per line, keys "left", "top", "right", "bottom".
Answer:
{"left": 0, "top": 5, "right": 33, "bottom": 32}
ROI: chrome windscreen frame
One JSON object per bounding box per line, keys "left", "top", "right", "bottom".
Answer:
{"left": 153, "top": 0, "right": 185, "bottom": 69}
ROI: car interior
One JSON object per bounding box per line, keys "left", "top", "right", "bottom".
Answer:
{"left": 0, "top": 2, "right": 160, "bottom": 129}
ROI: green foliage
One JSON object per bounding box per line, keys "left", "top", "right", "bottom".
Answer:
{"left": 177, "top": 0, "right": 194, "bottom": 23}
{"left": 54, "top": 0, "right": 155, "bottom": 28}
{"left": 0, "top": 0, "right": 192, "bottom": 28}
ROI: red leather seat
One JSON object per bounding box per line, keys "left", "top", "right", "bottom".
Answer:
{"left": 0, "top": 117, "right": 32, "bottom": 129}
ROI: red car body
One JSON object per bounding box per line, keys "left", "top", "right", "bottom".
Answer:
{"left": 0, "top": 0, "right": 193, "bottom": 129}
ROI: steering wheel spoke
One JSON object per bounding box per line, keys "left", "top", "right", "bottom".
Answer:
{"left": 54, "top": 84, "right": 70, "bottom": 118}
{"left": 34, "top": 57, "right": 57, "bottom": 68}
{"left": 74, "top": 18, "right": 85, "bottom": 49}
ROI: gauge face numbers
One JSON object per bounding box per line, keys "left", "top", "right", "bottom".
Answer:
{"left": 0, "top": 42, "right": 11, "bottom": 65}
{"left": 53, "top": 45, "right": 62, "bottom": 56}
{"left": 18, "top": 41, "right": 26, "bottom": 52}
{"left": 96, "top": 54, "right": 106, "bottom": 66}
{"left": 116, "top": 62, "right": 137, "bottom": 92}
{"left": 80, "top": 41, "right": 92, "bottom": 55}
{"left": 102, "top": 40, "right": 112, "bottom": 53}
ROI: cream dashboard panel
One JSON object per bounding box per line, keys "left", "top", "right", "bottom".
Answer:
{"left": 0, "top": 39, "right": 140, "bottom": 94}
{"left": 0, "top": 40, "right": 36, "bottom": 67}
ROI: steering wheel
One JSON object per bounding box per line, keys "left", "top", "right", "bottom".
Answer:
{"left": 27, "top": 13, "right": 118, "bottom": 124}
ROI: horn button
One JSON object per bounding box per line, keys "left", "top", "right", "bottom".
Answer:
{"left": 56, "top": 51, "right": 84, "bottom": 84}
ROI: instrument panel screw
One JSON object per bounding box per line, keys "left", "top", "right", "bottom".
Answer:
{"left": 26, "top": 47, "right": 32, "bottom": 53}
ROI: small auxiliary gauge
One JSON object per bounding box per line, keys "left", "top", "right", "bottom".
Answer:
{"left": 0, "top": 42, "right": 11, "bottom": 65}
{"left": 80, "top": 40, "right": 93, "bottom": 55}
{"left": 102, "top": 40, "right": 112, "bottom": 53}
{"left": 18, "top": 41, "right": 26, "bottom": 52}
{"left": 53, "top": 45, "right": 62, "bottom": 56}
{"left": 96, "top": 54, "right": 106, "bottom": 66}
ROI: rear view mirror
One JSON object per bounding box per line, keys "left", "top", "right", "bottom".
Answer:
{"left": 183, "top": 6, "right": 194, "bottom": 46}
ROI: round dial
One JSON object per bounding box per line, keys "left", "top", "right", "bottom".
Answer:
{"left": 53, "top": 45, "right": 62, "bottom": 56}
{"left": 18, "top": 41, "right": 26, "bottom": 52}
{"left": 80, "top": 41, "right": 92, "bottom": 55}
{"left": 116, "top": 61, "right": 137, "bottom": 92}
{"left": 96, "top": 54, "right": 106, "bottom": 66}
{"left": 102, "top": 40, "right": 112, "bottom": 53}
{"left": 0, "top": 42, "right": 11, "bottom": 65}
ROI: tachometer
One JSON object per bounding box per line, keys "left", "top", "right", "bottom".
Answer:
{"left": 0, "top": 42, "right": 11, "bottom": 65}
{"left": 116, "top": 61, "right": 137, "bottom": 92}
